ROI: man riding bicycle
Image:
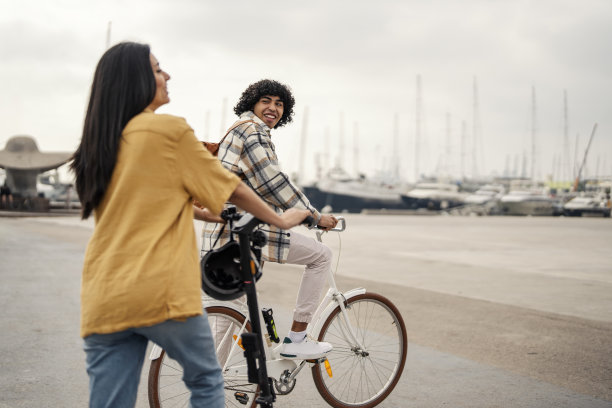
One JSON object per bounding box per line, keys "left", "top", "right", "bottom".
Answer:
{"left": 198, "top": 79, "right": 338, "bottom": 360}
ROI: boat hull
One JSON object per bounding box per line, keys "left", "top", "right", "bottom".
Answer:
{"left": 303, "top": 185, "right": 405, "bottom": 213}
{"left": 500, "top": 198, "right": 559, "bottom": 216}
{"left": 400, "top": 194, "right": 465, "bottom": 211}
{"left": 563, "top": 196, "right": 611, "bottom": 217}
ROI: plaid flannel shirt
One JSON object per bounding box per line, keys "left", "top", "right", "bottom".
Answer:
{"left": 202, "top": 111, "right": 321, "bottom": 263}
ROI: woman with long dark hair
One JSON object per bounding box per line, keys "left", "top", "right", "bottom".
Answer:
{"left": 72, "top": 42, "right": 309, "bottom": 408}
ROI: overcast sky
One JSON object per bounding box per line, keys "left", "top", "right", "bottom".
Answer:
{"left": 1, "top": 0, "right": 610, "bottom": 184}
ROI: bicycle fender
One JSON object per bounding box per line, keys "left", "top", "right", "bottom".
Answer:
{"left": 202, "top": 299, "right": 232, "bottom": 309}
{"left": 310, "top": 288, "right": 366, "bottom": 337}
{"left": 201, "top": 296, "right": 247, "bottom": 311}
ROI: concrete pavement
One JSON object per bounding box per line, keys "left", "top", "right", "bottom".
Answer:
{"left": 1, "top": 214, "right": 610, "bottom": 407}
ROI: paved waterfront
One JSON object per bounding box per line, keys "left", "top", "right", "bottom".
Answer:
{"left": 1, "top": 214, "right": 611, "bottom": 407}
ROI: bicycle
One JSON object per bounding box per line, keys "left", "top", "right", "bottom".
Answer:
{"left": 148, "top": 209, "right": 407, "bottom": 408}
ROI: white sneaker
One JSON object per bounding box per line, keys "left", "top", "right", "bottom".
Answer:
{"left": 279, "top": 335, "right": 332, "bottom": 360}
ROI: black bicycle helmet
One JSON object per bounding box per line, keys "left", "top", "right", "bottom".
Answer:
{"left": 201, "top": 241, "right": 261, "bottom": 301}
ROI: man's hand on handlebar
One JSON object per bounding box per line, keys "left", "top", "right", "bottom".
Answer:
{"left": 316, "top": 214, "right": 339, "bottom": 231}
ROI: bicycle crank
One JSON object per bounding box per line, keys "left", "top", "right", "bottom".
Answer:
{"left": 273, "top": 370, "right": 297, "bottom": 395}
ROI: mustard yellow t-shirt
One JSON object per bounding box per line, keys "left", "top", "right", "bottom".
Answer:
{"left": 80, "top": 110, "right": 240, "bottom": 338}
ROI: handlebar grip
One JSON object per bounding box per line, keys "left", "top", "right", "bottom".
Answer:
{"left": 221, "top": 206, "right": 240, "bottom": 221}
{"left": 302, "top": 215, "right": 315, "bottom": 228}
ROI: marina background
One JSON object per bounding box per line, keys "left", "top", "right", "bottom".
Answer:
{"left": 1, "top": 0, "right": 611, "bottom": 186}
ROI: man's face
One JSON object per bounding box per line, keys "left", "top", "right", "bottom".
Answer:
{"left": 253, "top": 95, "right": 284, "bottom": 128}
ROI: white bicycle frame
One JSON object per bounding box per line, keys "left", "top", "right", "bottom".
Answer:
{"left": 149, "top": 217, "right": 368, "bottom": 383}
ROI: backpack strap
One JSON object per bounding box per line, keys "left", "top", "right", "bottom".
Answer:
{"left": 195, "top": 119, "right": 256, "bottom": 209}
{"left": 202, "top": 119, "right": 255, "bottom": 155}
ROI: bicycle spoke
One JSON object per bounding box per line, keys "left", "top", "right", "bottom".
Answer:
{"left": 160, "top": 391, "right": 191, "bottom": 408}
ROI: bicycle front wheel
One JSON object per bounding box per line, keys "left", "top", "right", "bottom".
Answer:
{"left": 148, "top": 306, "right": 259, "bottom": 408}
{"left": 311, "top": 293, "right": 407, "bottom": 408}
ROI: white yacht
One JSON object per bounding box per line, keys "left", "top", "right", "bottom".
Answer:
{"left": 464, "top": 184, "right": 505, "bottom": 205}
{"left": 462, "top": 184, "right": 506, "bottom": 215}
{"left": 563, "top": 193, "right": 611, "bottom": 217}
{"left": 499, "top": 180, "right": 563, "bottom": 216}
{"left": 302, "top": 167, "right": 405, "bottom": 213}
{"left": 400, "top": 182, "right": 467, "bottom": 211}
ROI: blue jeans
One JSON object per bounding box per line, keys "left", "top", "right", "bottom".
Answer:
{"left": 83, "top": 313, "right": 224, "bottom": 408}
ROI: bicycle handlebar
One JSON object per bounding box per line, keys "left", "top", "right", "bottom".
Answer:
{"left": 329, "top": 216, "right": 346, "bottom": 232}
{"left": 222, "top": 206, "right": 320, "bottom": 233}
{"left": 303, "top": 215, "right": 316, "bottom": 228}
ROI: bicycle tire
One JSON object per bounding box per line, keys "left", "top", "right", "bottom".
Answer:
{"left": 148, "top": 306, "right": 259, "bottom": 408}
{"left": 311, "top": 293, "right": 407, "bottom": 408}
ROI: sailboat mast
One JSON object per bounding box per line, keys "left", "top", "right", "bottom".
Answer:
{"left": 105, "top": 21, "right": 112, "bottom": 49}
{"left": 461, "top": 120, "right": 467, "bottom": 180}
{"left": 573, "top": 123, "right": 598, "bottom": 191}
{"left": 472, "top": 77, "right": 481, "bottom": 179}
{"left": 531, "top": 86, "right": 537, "bottom": 181}
{"left": 415, "top": 75, "right": 422, "bottom": 182}
{"left": 353, "top": 122, "right": 359, "bottom": 176}
{"left": 297, "top": 107, "right": 309, "bottom": 185}
{"left": 393, "top": 113, "right": 400, "bottom": 180}
{"left": 563, "top": 90, "right": 570, "bottom": 183}
{"left": 504, "top": 154, "right": 510, "bottom": 177}
{"left": 324, "top": 126, "right": 331, "bottom": 174}
{"left": 573, "top": 133, "right": 580, "bottom": 180}
{"left": 445, "top": 111, "right": 451, "bottom": 178}
{"left": 336, "top": 112, "right": 345, "bottom": 170}
{"left": 220, "top": 98, "right": 227, "bottom": 136}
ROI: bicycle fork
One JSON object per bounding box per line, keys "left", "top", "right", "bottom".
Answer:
{"left": 312, "top": 273, "right": 368, "bottom": 356}
{"left": 333, "top": 294, "right": 369, "bottom": 356}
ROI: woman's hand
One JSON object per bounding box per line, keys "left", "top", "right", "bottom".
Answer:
{"left": 278, "top": 208, "right": 312, "bottom": 230}
{"left": 193, "top": 206, "right": 224, "bottom": 223}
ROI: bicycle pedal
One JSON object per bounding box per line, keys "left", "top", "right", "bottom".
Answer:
{"left": 234, "top": 391, "right": 249, "bottom": 405}
{"left": 305, "top": 357, "right": 327, "bottom": 364}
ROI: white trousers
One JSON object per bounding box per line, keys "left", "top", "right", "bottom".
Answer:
{"left": 286, "top": 231, "right": 332, "bottom": 323}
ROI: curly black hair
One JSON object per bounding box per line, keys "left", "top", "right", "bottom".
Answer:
{"left": 233, "top": 79, "right": 295, "bottom": 128}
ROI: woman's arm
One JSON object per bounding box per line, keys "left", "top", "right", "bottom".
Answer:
{"left": 193, "top": 206, "right": 224, "bottom": 223}
{"left": 228, "top": 182, "right": 310, "bottom": 229}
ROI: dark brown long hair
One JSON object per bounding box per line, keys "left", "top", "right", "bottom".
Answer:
{"left": 70, "top": 42, "right": 156, "bottom": 219}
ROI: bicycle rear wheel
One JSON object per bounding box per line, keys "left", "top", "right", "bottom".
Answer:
{"left": 311, "top": 293, "right": 407, "bottom": 408}
{"left": 148, "top": 306, "right": 259, "bottom": 408}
